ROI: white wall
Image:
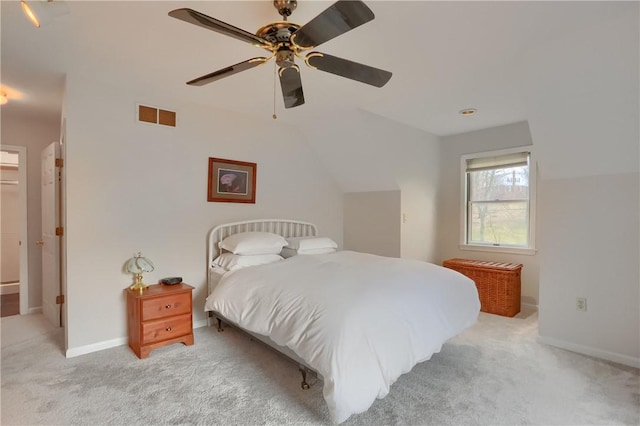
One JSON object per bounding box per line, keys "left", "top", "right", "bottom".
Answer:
{"left": 344, "top": 190, "right": 401, "bottom": 257}
{"left": 63, "top": 74, "right": 343, "bottom": 353}
{"left": 438, "top": 122, "right": 540, "bottom": 307}
{"left": 1, "top": 110, "right": 61, "bottom": 310}
{"left": 399, "top": 130, "right": 441, "bottom": 262}
{"left": 538, "top": 173, "right": 639, "bottom": 365}
{"left": 304, "top": 110, "right": 441, "bottom": 262}
{"left": 519, "top": 10, "right": 639, "bottom": 366}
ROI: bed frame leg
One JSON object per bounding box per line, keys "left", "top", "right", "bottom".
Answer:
{"left": 216, "top": 317, "right": 224, "bottom": 332}
{"left": 299, "top": 367, "right": 310, "bottom": 390}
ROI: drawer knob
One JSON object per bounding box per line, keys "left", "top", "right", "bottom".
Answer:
{"left": 166, "top": 326, "right": 172, "bottom": 332}
{"left": 165, "top": 304, "right": 172, "bottom": 309}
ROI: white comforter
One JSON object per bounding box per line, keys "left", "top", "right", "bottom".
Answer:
{"left": 205, "top": 251, "right": 480, "bottom": 423}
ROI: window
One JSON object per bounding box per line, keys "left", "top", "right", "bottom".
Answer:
{"left": 461, "top": 148, "right": 535, "bottom": 254}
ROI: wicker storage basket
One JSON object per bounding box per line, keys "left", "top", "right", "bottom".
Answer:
{"left": 443, "top": 258, "right": 522, "bottom": 317}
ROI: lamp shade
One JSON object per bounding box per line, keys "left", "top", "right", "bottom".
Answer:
{"left": 126, "top": 252, "right": 155, "bottom": 274}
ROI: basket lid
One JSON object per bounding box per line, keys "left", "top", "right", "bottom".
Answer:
{"left": 443, "top": 258, "right": 522, "bottom": 271}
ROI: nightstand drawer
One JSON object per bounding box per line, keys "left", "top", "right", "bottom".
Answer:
{"left": 141, "top": 313, "right": 192, "bottom": 345}
{"left": 141, "top": 292, "right": 191, "bottom": 321}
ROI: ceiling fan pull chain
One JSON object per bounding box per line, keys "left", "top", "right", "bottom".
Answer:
{"left": 272, "top": 61, "right": 278, "bottom": 120}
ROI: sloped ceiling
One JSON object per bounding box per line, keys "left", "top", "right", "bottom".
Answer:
{"left": 1, "top": 1, "right": 634, "bottom": 137}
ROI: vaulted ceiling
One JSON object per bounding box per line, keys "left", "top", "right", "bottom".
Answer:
{"left": 1, "top": 1, "right": 634, "bottom": 136}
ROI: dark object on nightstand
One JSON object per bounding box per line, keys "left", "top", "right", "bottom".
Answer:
{"left": 160, "top": 276, "right": 183, "bottom": 285}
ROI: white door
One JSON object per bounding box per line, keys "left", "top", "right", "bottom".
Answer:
{"left": 41, "top": 142, "right": 60, "bottom": 327}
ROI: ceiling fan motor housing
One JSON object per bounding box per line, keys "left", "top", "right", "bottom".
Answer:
{"left": 257, "top": 22, "right": 300, "bottom": 44}
{"left": 256, "top": 21, "right": 300, "bottom": 70}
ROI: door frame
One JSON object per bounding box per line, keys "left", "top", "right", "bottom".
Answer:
{"left": 2, "top": 145, "right": 29, "bottom": 315}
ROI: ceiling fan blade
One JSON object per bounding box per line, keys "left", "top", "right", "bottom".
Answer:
{"left": 169, "top": 8, "right": 272, "bottom": 48}
{"left": 305, "top": 52, "right": 392, "bottom": 87}
{"left": 279, "top": 67, "right": 305, "bottom": 108}
{"left": 291, "top": 0, "right": 374, "bottom": 49}
{"left": 187, "top": 57, "right": 270, "bottom": 86}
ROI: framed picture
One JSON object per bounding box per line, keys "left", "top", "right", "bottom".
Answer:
{"left": 207, "top": 157, "right": 257, "bottom": 203}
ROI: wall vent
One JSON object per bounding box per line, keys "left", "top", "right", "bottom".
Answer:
{"left": 137, "top": 104, "right": 176, "bottom": 127}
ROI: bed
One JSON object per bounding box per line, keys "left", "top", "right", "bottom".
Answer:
{"left": 204, "top": 219, "right": 480, "bottom": 423}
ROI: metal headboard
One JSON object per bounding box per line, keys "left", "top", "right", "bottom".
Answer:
{"left": 207, "top": 219, "right": 318, "bottom": 291}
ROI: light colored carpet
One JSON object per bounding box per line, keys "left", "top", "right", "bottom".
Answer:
{"left": 1, "top": 312, "right": 638, "bottom": 425}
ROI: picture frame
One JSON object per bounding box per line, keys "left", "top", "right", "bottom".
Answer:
{"left": 207, "top": 157, "right": 257, "bottom": 203}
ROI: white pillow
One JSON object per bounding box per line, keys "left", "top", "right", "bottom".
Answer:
{"left": 219, "top": 232, "right": 288, "bottom": 255}
{"left": 213, "top": 253, "right": 284, "bottom": 271}
{"left": 281, "top": 247, "right": 337, "bottom": 258}
{"left": 285, "top": 236, "right": 338, "bottom": 251}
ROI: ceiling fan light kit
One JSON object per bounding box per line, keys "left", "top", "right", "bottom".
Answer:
{"left": 168, "top": 0, "right": 392, "bottom": 109}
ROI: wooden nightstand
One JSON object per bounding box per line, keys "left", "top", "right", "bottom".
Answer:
{"left": 126, "top": 283, "right": 194, "bottom": 359}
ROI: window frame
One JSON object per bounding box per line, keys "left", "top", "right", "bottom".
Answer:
{"left": 460, "top": 146, "right": 537, "bottom": 255}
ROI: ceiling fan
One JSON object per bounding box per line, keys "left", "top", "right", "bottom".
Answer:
{"left": 168, "top": 0, "right": 392, "bottom": 109}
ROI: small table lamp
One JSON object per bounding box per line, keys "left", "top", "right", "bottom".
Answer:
{"left": 126, "top": 252, "right": 155, "bottom": 293}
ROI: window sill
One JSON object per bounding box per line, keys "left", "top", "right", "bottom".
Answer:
{"left": 459, "top": 244, "right": 537, "bottom": 256}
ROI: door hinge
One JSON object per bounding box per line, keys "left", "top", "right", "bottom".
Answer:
{"left": 55, "top": 158, "right": 63, "bottom": 167}
{"left": 55, "top": 227, "right": 64, "bottom": 236}
{"left": 56, "top": 295, "right": 64, "bottom": 304}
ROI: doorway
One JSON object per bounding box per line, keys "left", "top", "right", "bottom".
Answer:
{"left": 0, "top": 146, "right": 28, "bottom": 317}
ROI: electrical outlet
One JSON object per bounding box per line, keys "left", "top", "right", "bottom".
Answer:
{"left": 576, "top": 297, "right": 587, "bottom": 312}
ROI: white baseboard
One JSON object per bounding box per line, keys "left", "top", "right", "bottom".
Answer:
{"left": 66, "top": 337, "right": 128, "bottom": 358}
{"left": 521, "top": 302, "right": 538, "bottom": 311}
{"left": 27, "top": 306, "right": 42, "bottom": 314}
{"left": 537, "top": 335, "right": 640, "bottom": 369}
{"left": 194, "top": 319, "right": 208, "bottom": 329}
{"left": 66, "top": 319, "right": 211, "bottom": 358}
